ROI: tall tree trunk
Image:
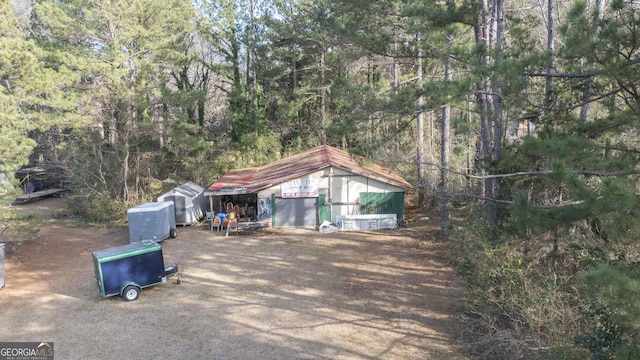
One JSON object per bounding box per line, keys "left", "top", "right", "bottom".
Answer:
{"left": 231, "top": 27, "right": 241, "bottom": 87}
{"left": 292, "top": 47, "right": 298, "bottom": 89}
{"left": 393, "top": 37, "right": 400, "bottom": 152}
{"left": 440, "top": 0, "right": 456, "bottom": 231}
{"left": 249, "top": 0, "right": 258, "bottom": 133}
{"left": 476, "top": 0, "right": 497, "bottom": 228}
{"left": 580, "top": 0, "right": 604, "bottom": 123}
{"left": 122, "top": 128, "right": 130, "bottom": 201}
{"left": 160, "top": 102, "right": 167, "bottom": 148}
{"left": 198, "top": 68, "right": 209, "bottom": 128}
{"left": 292, "top": 47, "right": 301, "bottom": 142}
{"left": 320, "top": 50, "right": 327, "bottom": 144}
{"left": 545, "top": 0, "right": 555, "bottom": 110}
{"left": 441, "top": 48, "right": 451, "bottom": 230}
{"left": 109, "top": 117, "right": 117, "bottom": 145}
{"left": 490, "top": 0, "right": 505, "bottom": 228}
{"left": 417, "top": 48, "right": 426, "bottom": 208}
{"left": 491, "top": 0, "right": 504, "bottom": 161}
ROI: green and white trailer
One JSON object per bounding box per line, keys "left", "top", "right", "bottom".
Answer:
{"left": 92, "top": 240, "right": 178, "bottom": 301}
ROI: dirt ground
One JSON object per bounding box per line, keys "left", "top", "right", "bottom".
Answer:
{"left": 0, "top": 198, "right": 467, "bottom": 359}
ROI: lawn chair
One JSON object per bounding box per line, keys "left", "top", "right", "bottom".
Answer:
{"left": 205, "top": 212, "right": 214, "bottom": 230}
{"left": 212, "top": 216, "right": 221, "bottom": 232}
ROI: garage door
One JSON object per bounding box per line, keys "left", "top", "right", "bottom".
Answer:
{"left": 274, "top": 197, "right": 318, "bottom": 227}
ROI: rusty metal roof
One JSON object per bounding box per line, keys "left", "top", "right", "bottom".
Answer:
{"left": 206, "top": 145, "right": 413, "bottom": 195}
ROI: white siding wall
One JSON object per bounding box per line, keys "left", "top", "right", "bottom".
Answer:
{"left": 258, "top": 167, "right": 404, "bottom": 222}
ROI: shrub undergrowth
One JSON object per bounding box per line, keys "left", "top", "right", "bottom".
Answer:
{"left": 451, "top": 207, "right": 639, "bottom": 359}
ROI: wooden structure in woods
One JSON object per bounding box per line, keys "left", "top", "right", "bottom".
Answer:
{"left": 13, "top": 164, "right": 68, "bottom": 204}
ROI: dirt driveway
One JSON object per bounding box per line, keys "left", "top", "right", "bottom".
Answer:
{"left": 1, "top": 198, "right": 466, "bottom": 359}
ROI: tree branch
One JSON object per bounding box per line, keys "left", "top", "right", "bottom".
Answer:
{"left": 417, "top": 160, "right": 640, "bottom": 179}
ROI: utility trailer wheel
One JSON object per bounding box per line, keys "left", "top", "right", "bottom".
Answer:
{"left": 170, "top": 228, "right": 177, "bottom": 238}
{"left": 122, "top": 285, "right": 141, "bottom": 301}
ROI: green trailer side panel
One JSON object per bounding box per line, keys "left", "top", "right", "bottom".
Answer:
{"left": 92, "top": 241, "right": 165, "bottom": 298}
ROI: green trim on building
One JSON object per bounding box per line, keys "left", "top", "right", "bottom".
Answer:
{"left": 359, "top": 192, "right": 405, "bottom": 222}
{"left": 318, "top": 194, "right": 331, "bottom": 223}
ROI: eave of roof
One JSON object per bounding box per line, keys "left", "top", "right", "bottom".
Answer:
{"left": 205, "top": 145, "right": 414, "bottom": 195}
{"left": 16, "top": 164, "right": 65, "bottom": 175}
{"left": 205, "top": 168, "right": 260, "bottom": 195}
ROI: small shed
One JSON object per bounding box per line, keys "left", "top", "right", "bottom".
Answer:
{"left": 205, "top": 145, "right": 414, "bottom": 229}
{"left": 157, "top": 182, "right": 206, "bottom": 226}
{"left": 127, "top": 202, "right": 177, "bottom": 243}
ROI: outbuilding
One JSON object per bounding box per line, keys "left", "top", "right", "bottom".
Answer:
{"left": 204, "top": 145, "right": 413, "bottom": 229}
{"left": 127, "top": 202, "right": 177, "bottom": 242}
{"left": 157, "top": 181, "right": 207, "bottom": 226}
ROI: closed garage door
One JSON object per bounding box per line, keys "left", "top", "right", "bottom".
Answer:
{"left": 274, "top": 197, "right": 318, "bottom": 227}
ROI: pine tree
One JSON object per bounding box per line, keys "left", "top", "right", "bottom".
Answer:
{"left": 33, "top": 0, "right": 198, "bottom": 200}
{"left": 0, "top": 1, "right": 80, "bottom": 191}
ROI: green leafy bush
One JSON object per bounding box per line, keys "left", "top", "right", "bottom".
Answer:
{"left": 86, "top": 193, "right": 127, "bottom": 222}
{"left": 576, "top": 263, "right": 640, "bottom": 359}
{"left": 575, "top": 303, "right": 638, "bottom": 360}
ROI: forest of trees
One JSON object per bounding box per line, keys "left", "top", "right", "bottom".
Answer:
{"left": 2, "top": 0, "right": 640, "bottom": 358}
